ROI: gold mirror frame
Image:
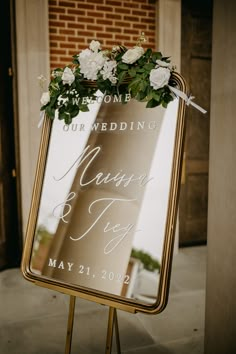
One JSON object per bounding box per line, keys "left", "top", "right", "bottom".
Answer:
{"left": 21, "top": 72, "right": 187, "bottom": 314}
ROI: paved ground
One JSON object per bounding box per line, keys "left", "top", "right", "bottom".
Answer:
{"left": 0, "top": 246, "right": 206, "bottom": 354}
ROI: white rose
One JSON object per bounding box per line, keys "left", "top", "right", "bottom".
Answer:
{"left": 40, "top": 91, "right": 50, "bottom": 105}
{"left": 79, "top": 51, "right": 106, "bottom": 80}
{"left": 62, "top": 67, "right": 75, "bottom": 85}
{"left": 79, "top": 48, "right": 92, "bottom": 60}
{"left": 84, "top": 65, "right": 99, "bottom": 81}
{"left": 122, "top": 46, "right": 144, "bottom": 64}
{"left": 89, "top": 40, "right": 101, "bottom": 52}
{"left": 149, "top": 67, "right": 171, "bottom": 90}
{"left": 101, "top": 60, "right": 117, "bottom": 81}
{"left": 93, "top": 51, "right": 106, "bottom": 69}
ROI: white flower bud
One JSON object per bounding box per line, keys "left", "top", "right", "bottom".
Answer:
{"left": 40, "top": 91, "right": 50, "bottom": 105}
{"left": 62, "top": 67, "right": 75, "bottom": 86}
{"left": 89, "top": 40, "right": 101, "bottom": 52}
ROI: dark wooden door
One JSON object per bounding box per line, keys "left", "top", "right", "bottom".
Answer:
{"left": 0, "top": 0, "right": 22, "bottom": 269}
{"left": 179, "top": 0, "right": 213, "bottom": 246}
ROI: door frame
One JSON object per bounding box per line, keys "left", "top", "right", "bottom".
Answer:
{"left": 15, "top": 0, "right": 50, "bottom": 235}
{"left": 11, "top": 0, "right": 23, "bottom": 253}
{"left": 0, "top": 0, "right": 22, "bottom": 269}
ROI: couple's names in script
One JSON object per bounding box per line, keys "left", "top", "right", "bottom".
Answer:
{"left": 53, "top": 145, "right": 152, "bottom": 254}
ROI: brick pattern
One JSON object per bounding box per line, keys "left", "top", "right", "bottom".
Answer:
{"left": 49, "top": 0, "right": 157, "bottom": 70}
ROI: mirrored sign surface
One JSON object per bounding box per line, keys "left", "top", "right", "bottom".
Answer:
{"left": 22, "top": 73, "right": 187, "bottom": 313}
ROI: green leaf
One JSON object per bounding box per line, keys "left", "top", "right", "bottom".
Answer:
{"left": 45, "top": 105, "right": 55, "bottom": 119}
{"left": 128, "top": 77, "right": 142, "bottom": 96}
{"left": 118, "top": 70, "right": 127, "bottom": 83}
{"left": 70, "top": 108, "right": 80, "bottom": 118}
{"left": 58, "top": 111, "right": 66, "bottom": 121}
{"left": 129, "top": 77, "right": 142, "bottom": 87}
{"left": 151, "top": 91, "right": 161, "bottom": 101}
{"left": 55, "top": 76, "right": 62, "bottom": 83}
{"left": 128, "top": 68, "right": 136, "bottom": 77}
{"left": 50, "top": 94, "right": 59, "bottom": 106}
{"left": 137, "top": 56, "right": 146, "bottom": 66}
{"left": 116, "top": 49, "right": 127, "bottom": 60}
{"left": 79, "top": 104, "right": 89, "bottom": 112}
{"left": 136, "top": 91, "right": 147, "bottom": 101}
{"left": 140, "top": 80, "right": 148, "bottom": 92}
{"left": 65, "top": 115, "right": 72, "bottom": 125}
{"left": 136, "top": 68, "right": 145, "bottom": 73}
{"left": 145, "top": 48, "right": 152, "bottom": 58}
{"left": 162, "top": 101, "right": 168, "bottom": 108}
{"left": 144, "top": 63, "right": 155, "bottom": 72}
{"left": 118, "top": 63, "right": 129, "bottom": 71}
{"left": 152, "top": 52, "right": 162, "bottom": 62}
{"left": 146, "top": 98, "right": 161, "bottom": 108}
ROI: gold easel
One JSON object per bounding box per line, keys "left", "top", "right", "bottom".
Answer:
{"left": 65, "top": 296, "right": 121, "bottom": 354}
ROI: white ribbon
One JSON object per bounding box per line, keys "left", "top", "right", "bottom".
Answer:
{"left": 38, "top": 111, "right": 45, "bottom": 128}
{"left": 168, "top": 85, "right": 207, "bottom": 114}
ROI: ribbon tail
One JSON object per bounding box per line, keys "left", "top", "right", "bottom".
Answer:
{"left": 38, "top": 111, "right": 45, "bottom": 128}
{"left": 168, "top": 85, "right": 207, "bottom": 114}
{"left": 189, "top": 101, "right": 207, "bottom": 114}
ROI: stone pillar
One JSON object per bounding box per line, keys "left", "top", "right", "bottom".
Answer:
{"left": 15, "top": 0, "right": 50, "bottom": 234}
{"left": 158, "top": 0, "right": 181, "bottom": 71}
{"left": 205, "top": 1, "right": 236, "bottom": 353}
{"left": 158, "top": 0, "right": 181, "bottom": 253}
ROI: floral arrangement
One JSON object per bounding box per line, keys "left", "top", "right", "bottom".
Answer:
{"left": 40, "top": 35, "right": 176, "bottom": 125}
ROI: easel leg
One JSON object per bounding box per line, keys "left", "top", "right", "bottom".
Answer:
{"left": 105, "top": 307, "right": 121, "bottom": 354}
{"left": 65, "top": 295, "right": 76, "bottom": 354}
{"left": 114, "top": 309, "right": 121, "bottom": 354}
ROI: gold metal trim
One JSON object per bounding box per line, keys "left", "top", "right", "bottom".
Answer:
{"left": 21, "top": 72, "right": 188, "bottom": 315}
{"left": 105, "top": 307, "right": 121, "bottom": 354}
{"left": 65, "top": 296, "right": 76, "bottom": 354}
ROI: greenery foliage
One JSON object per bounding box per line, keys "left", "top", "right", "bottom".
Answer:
{"left": 40, "top": 41, "right": 175, "bottom": 125}
{"left": 131, "top": 249, "right": 160, "bottom": 272}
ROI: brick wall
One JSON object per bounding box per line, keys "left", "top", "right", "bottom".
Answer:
{"left": 49, "top": 0, "right": 157, "bottom": 70}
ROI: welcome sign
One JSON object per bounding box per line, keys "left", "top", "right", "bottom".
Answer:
{"left": 22, "top": 72, "right": 187, "bottom": 314}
